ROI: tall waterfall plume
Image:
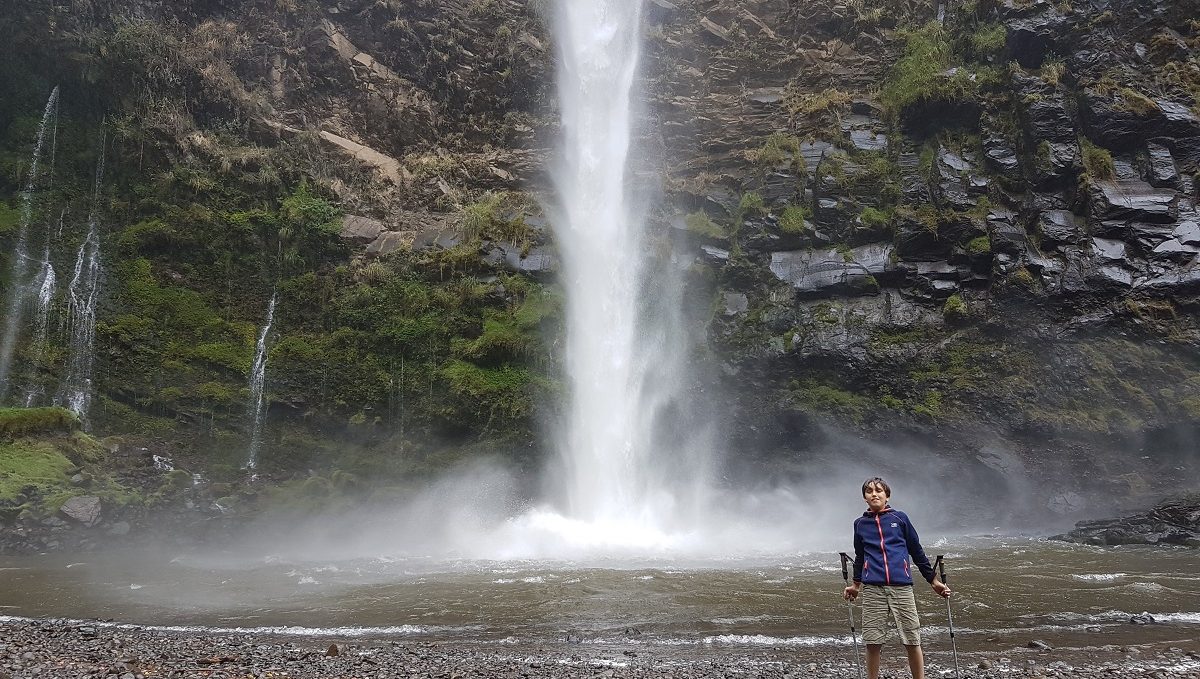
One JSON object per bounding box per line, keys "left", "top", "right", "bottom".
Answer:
{"left": 541, "top": 0, "right": 711, "bottom": 547}
{"left": 0, "top": 87, "right": 60, "bottom": 401}
{"left": 244, "top": 292, "right": 277, "bottom": 470}
{"left": 58, "top": 146, "right": 105, "bottom": 420}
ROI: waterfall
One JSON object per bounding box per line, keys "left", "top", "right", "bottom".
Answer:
{"left": 539, "top": 0, "right": 709, "bottom": 545}
{"left": 21, "top": 246, "right": 56, "bottom": 407}
{"left": 244, "top": 292, "right": 277, "bottom": 469}
{"left": 58, "top": 146, "right": 105, "bottom": 421}
{"left": 0, "top": 87, "right": 60, "bottom": 401}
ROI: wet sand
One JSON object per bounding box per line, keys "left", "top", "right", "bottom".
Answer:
{"left": 2, "top": 617, "right": 1198, "bottom": 679}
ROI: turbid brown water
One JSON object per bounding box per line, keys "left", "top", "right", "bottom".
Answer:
{"left": 1, "top": 537, "right": 1197, "bottom": 655}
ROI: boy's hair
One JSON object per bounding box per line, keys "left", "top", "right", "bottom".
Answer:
{"left": 861, "top": 477, "right": 891, "bottom": 497}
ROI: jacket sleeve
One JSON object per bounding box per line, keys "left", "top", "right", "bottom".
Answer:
{"left": 852, "top": 518, "right": 865, "bottom": 583}
{"left": 903, "top": 513, "right": 936, "bottom": 583}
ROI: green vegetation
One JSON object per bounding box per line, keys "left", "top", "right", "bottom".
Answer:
{"left": 1080, "top": 139, "right": 1115, "bottom": 180}
{"left": 747, "top": 132, "right": 804, "bottom": 172}
{"left": 685, "top": 211, "right": 725, "bottom": 239}
{"left": 942, "top": 294, "right": 969, "bottom": 322}
{"left": 969, "top": 23, "right": 1007, "bottom": 58}
{"left": 0, "top": 407, "right": 79, "bottom": 439}
{"left": 739, "top": 191, "right": 767, "bottom": 217}
{"left": 461, "top": 191, "right": 537, "bottom": 245}
{"left": 778, "top": 204, "right": 812, "bottom": 234}
{"left": 880, "top": 22, "right": 989, "bottom": 116}
{"left": 858, "top": 207, "right": 895, "bottom": 230}
{"left": 965, "top": 235, "right": 991, "bottom": 255}
{"left": 789, "top": 378, "right": 869, "bottom": 423}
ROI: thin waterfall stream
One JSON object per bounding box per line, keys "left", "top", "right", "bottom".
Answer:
{"left": 0, "top": 86, "right": 59, "bottom": 401}
{"left": 244, "top": 292, "right": 277, "bottom": 470}
{"left": 58, "top": 144, "right": 105, "bottom": 421}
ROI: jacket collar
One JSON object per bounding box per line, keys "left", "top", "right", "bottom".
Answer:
{"left": 862, "top": 505, "right": 893, "bottom": 517}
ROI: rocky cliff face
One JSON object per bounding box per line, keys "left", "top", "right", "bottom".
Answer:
{"left": 1, "top": 0, "right": 1199, "bottom": 533}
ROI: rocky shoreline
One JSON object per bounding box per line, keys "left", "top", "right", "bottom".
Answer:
{"left": 1052, "top": 495, "right": 1200, "bottom": 547}
{"left": 1, "top": 618, "right": 1198, "bottom": 679}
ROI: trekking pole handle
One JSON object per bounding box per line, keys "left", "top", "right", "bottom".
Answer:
{"left": 935, "top": 554, "right": 947, "bottom": 584}
{"left": 839, "top": 552, "right": 851, "bottom": 582}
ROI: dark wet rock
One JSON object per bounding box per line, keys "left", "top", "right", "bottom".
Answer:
{"left": 1004, "top": 2, "right": 1069, "bottom": 68}
{"left": 1037, "top": 210, "right": 1083, "bottom": 246}
{"left": 1090, "top": 181, "right": 1177, "bottom": 224}
{"left": 1130, "top": 614, "right": 1156, "bottom": 625}
{"left": 1028, "top": 639, "right": 1053, "bottom": 650}
{"left": 700, "top": 245, "right": 731, "bottom": 264}
{"left": 1146, "top": 142, "right": 1179, "bottom": 188}
{"left": 1052, "top": 494, "right": 1200, "bottom": 547}
{"left": 59, "top": 496, "right": 102, "bottom": 526}
{"left": 988, "top": 210, "right": 1028, "bottom": 257}
{"left": 769, "top": 243, "right": 894, "bottom": 294}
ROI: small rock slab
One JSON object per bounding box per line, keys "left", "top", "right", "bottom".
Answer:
{"left": 365, "top": 232, "right": 408, "bottom": 257}
{"left": 59, "top": 496, "right": 101, "bottom": 526}
{"left": 340, "top": 215, "right": 385, "bottom": 244}
{"left": 770, "top": 243, "right": 894, "bottom": 293}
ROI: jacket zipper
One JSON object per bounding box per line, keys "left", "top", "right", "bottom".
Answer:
{"left": 875, "top": 514, "right": 891, "bottom": 584}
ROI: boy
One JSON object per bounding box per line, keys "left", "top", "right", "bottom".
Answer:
{"left": 843, "top": 477, "right": 951, "bottom": 679}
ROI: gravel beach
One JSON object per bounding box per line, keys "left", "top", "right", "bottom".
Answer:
{"left": 2, "top": 618, "right": 1199, "bottom": 679}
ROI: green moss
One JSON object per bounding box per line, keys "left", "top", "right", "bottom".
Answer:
{"left": 859, "top": 207, "right": 894, "bottom": 230}
{"left": 942, "top": 294, "right": 969, "bottom": 322}
{"left": 881, "top": 22, "right": 981, "bottom": 115}
{"left": 739, "top": 191, "right": 767, "bottom": 217}
{"left": 685, "top": 211, "right": 725, "bottom": 239}
{"left": 779, "top": 205, "right": 812, "bottom": 234}
{"left": 790, "top": 379, "right": 868, "bottom": 422}
{"left": 0, "top": 407, "right": 80, "bottom": 439}
{"left": 965, "top": 235, "right": 991, "bottom": 255}
{"left": 0, "top": 440, "right": 75, "bottom": 502}
{"left": 0, "top": 202, "right": 20, "bottom": 236}
{"left": 970, "top": 23, "right": 1007, "bottom": 57}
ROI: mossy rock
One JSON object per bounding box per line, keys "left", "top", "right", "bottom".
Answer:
{"left": 0, "top": 407, "right": 80, "bottom": 439}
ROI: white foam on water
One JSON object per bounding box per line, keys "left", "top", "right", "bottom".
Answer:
{"left": 702, "top": 634, "right": 852, "bottom": 647}
{"left": 1070, "top": 573, "right": 1126, "bottom": 582}
{"left": 0, "top": 615, "right": 459, "bottom": 637}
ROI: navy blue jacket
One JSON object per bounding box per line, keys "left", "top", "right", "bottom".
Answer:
{"left": 852, "top": 507, "right": 935, "bottom": 586}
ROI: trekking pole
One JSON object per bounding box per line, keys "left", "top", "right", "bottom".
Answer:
{"left": 838, "top": 552, "right": 864, "bottom": 679}
{"left": 934, "top": 555, "right": 962, "bottom": 679}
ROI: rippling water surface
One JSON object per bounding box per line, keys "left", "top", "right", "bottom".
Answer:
{"left": 2, "top": 537, "right": 1197, "bottom": 652}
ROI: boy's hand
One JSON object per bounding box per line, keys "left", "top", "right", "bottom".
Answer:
{"left": 932, "top": 579, "right": 951, "bottom": 598}
{"left": 843, "top": 583, "right": 860, "bottom": 601}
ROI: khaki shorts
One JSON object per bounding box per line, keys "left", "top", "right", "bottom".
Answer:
{"left": 860, "top": 584, "right": 921, "bottom": 646}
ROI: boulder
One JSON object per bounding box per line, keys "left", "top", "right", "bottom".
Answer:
{"left": 340, "top": 215, "right": 385, "bottom": 244}
{"left": 483, "top": 243, "right": 556, "bottom": 274}
{"left": 365, "top": 231, "right": 408, "bottom": 257}
{"left": 1038, "top": 210, "right": 1083, "bottom": 245}
{"left": 59, "top": 496, "right": 101, "bottom": 526}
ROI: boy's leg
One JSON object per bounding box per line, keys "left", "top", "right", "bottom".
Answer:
{"left": 859, "top": 585, "right": 888, "bottom": 679}
{"left": 891, "top": 585, "right": 924, "bottom": 679}
{"left": 904, "top": 643, "right": 925, "bottom": 679}
{"left": 867, "top": 644, "right": 883, "bottom": 679}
